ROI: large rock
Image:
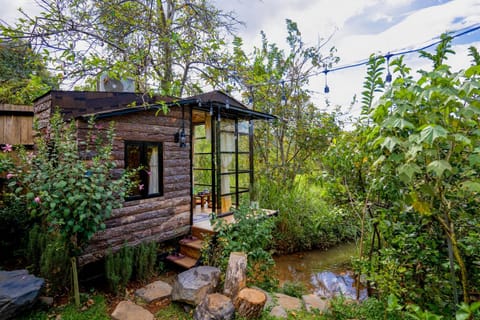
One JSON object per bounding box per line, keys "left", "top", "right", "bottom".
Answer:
{"left": 193, "top": 293, "right": 235, "bottom": 320}
{"left": 302, "top": 294, "right": 329, "bottom": 312}
{"left": 269, "top": 305, "right": 288, "bottom": 318}
{"left": 274, "top": 293, "right": 302, "bottom": 311}
{"left": 111, "top": 300, "right": 154, "bottom": 320}
{"left": 135, "top": 280, "right": 172, "bottom": 304}
{"left": 0, "top": 269, "right": 44, "bottom": 320}
{"left": 172, "top": 266, "right": 221, "bottom": 305}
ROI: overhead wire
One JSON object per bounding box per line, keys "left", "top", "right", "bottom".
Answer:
{"left": 238, "top": 22, "right": 480, "bottom": 96}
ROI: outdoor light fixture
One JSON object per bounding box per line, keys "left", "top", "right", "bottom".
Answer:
{"left": 280, "top": 80, "right": 287, "bottom": 106}
{"left": 174, "top": 105, "right": 187, "bottom": 148}
{"left": 225, "top": 98, "right": 230, "bottom": 109}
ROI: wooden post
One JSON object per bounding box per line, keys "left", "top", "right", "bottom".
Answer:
{"left": 223, "top": 252, "right": 247, "bottom": 298}
{"left": 234, "top": 287, "right": 267, "bottom": 319}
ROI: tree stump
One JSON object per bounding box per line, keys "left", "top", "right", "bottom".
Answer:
{"left": 223, "top": 252, "right": 247, "bottom": 298}
{"left": 233, "top": 287, "right": 267, "bottom": 319}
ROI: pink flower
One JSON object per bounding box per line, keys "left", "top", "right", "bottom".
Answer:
{"left": 146, "top": 170, "right": 151, "bottom": 176}
{"left": 139, "top": 184, "right": 144, "bottom": 191}
{"left": 34, "top": 196, "right": 41, "bottom": 204}
{"left": 2, "top": 144, "right": 12, "bottom": 152}
{"left": 91, "top": 135, "right": 97, "bottom": 142}
{"left": 94, "top": 124, "right": 104, "bottom": 130}
{"left": 6, "top": 173, "right": 14, "bottom": 179}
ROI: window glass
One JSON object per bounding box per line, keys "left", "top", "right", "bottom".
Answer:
{"left": 125, "top": 141, "right": 162, "bottom": 199}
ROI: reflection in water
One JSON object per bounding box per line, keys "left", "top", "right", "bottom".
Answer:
{"left": 274, "top": 243, "right": 367, "bottom": 300}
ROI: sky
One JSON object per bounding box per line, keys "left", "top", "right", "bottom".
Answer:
{"left": 213, "top": 0, "right": 480, "bottom": 120}
{"left": 2, "top": 0, "right": 480, "bottom": 121}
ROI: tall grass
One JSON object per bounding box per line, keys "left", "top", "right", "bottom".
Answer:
{"left": 257, "top": 175, "right": 358, "bottom": 253}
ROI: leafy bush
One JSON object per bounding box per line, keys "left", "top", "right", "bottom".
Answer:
{"left": 257, "top": 177, "right": 358, "bottom": 253}
{"left": 105, "top": 244, "right": 134, "bottom": 294}
{"left": 0, "top": 196, "right": 30, "bottom": 263}
{"left": 26, "top": 224, "right": 70, "bottom": 293}
{"left": 134, "top": 241, "right": 157, "bottom": 283}
{"left": 213, "top": 205, "right": 278, "bottom": 290}
{"left": 280, "top": 281, "right": 307, "bottom": 298}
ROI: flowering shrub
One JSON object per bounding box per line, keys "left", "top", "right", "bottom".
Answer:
{"left": 7, "top": 110, "right": 134, "bottom": 305}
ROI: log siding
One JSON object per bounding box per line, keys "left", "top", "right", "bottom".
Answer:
{"left": 33, "top": 91, "right": 192, "bottom": 266}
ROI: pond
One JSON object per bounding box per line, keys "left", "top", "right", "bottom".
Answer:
{"left": 274, "top": 242, "right": 367, "bottom": 300}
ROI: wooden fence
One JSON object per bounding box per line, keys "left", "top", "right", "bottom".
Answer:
{"left": 0, "top": 104, "right": 33, "bottom": 146}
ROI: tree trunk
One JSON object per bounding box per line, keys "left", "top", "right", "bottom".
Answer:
{"left": 223, "top": 252, "right": 247, "bottom": 299}
{"left": 233, "top": 287, "right": 267, "bottom": 319}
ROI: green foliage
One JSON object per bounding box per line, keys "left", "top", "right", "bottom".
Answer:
{"left": 18, "top": 294, "right": 109, "bottom": 320}
{"left": 10, "top": 111, "right": 133, "bottom": 256}
{"left": 0, "top": 40, "right": 58, "bottom": 104}
{"left": 228, "top": 19, "right": 340, "bottom": 185}
{"left": 361, "top": 54, "right": 385, "bottom": 116}
{"left": 25, "top": 224, "right": 70, "bottom": 293}
{"left": 134, "top": 241, "right": 158, "bottom": 283}
{"left": 105, "top": 244, "right": 134, "bottom": 295}
{"left": 3, "top": 0, "right": 240, "bottom": 96}
{"left": 329, "top": 35, "right": 480, "bottom": 317}
{"left": 213, "top": 205, "right": 278, "bottom": 290}
{"left": 7, "top": 110, "right": 133, "bottom": 305}
{"left": 257, "top": 177, "right": 358, "bottom": 253}
{"left": 39, "top": 232, "right": 70, "bottom": 292}
{"left": 280, "top": 281, "right": 307, "bottom": 298}
{"left": 0, "top": 195, "right": 30, "bottom": 262}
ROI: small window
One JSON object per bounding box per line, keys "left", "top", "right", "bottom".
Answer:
{"left": 125, "top": 141, "right": 163, "bottom": 199}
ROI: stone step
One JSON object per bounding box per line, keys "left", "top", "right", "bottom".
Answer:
{"left": 166, "top": 254, "right": 198, "bottom": 269}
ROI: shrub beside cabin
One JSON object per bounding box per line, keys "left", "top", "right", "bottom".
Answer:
{"left": 32, "top": 90, "right": 275, "bottom": 265}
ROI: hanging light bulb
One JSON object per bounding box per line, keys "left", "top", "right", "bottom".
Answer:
{"left": 248, "top": 86, "right": 254, "bottom": 107}
{"left": 281, "top": 80, "right": 286, "bottom": 106}
{"left": 324, "top": 69, "right": 330, "bottom": 94}
{"left": 385, "top": 53, "right": 392, "bottom": 83}
{"left": 226, "top": 98, "right": 230, "bottom": 109}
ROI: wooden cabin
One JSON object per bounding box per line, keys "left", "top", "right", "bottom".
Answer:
{"left": 33, "top": 90, "right": 275, "bottom": 265}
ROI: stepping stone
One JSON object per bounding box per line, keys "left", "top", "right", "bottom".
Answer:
{"left": 302, "top": 294, "right": 330, "bottom": 312}
{"left": 274, "top": 293, "right": 303, "bottom": 311}
{"left": 269, "top": 305, "right": 288, "bottom": 318}
{"left": 111, "top": 300, "right": 154, "bottom": 320}
{"left": 135, "top": 280, "right": 172, "bottom": 304}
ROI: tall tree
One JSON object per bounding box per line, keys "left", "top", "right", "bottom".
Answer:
{"left": 0, "top": 40, "right": 58, "bottom": 104}
{"left": 1, "top": 0, "right": 241, "bottom": 96}
{"left": 230, "top": 20, "right": 340, "bottom": 184}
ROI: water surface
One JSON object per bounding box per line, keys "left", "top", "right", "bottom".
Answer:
{"left": 274, "top": 242, "right": 367, "bottom": 300}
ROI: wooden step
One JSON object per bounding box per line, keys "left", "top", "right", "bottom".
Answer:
{"left": 166, "top": 254, "right": 198, "bottom": 269}
{"left": 191, "top": 226, "right": 216, "bottom": 240}
{"left": 179, "top": 239, "right": 203, "bottom": 259}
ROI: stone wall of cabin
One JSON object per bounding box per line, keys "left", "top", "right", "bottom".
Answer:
{"left": 75, "top": 107, "right": 192, "bottom": 265}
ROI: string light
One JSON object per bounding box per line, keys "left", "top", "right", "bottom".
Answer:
{"left": 385, "top": 53, "right": 392, "bottom": 83}
{"left": 231, "top": 23, "right": 480, "bottom": 97}
{"left": 248, "top": 86, "right": 254, "bottom": 107}
{"left": 323, "top": 68, "right": 330, "bottom": 94}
